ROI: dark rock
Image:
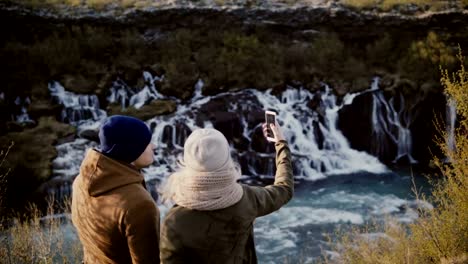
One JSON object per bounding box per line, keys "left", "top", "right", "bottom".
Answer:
{"left": 338, "top": 92, "right": 376, "bottom": 156}
{"left": 209, "top": 111, "right": 242, "bottom": 141}
{"left": 59, "top": 74, "right": 98, "bottom": 94}
{"left": 307, "top": 92, "right": 322, "bottom": 111}
{"left": 78, "top": 127, "right": 99, "bottom": 142}
{"left": 0, "top": 116, "right": 75, "bottom": 212}
{"left": 410, "top": 89, "right": 446, "bottom": 164}
{"left": 107, "top": 99, "right": 177, "bottom": 120}
{"left": 160, "top": 121, "right": 191, "bottom": 148}
{"left": 28, "top": 99, "right": 62, "bottom": 120}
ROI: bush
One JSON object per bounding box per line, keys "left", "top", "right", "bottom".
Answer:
{"left": 398, "top": 31, "right": 456, "bottom": 83}
{"left": 322, "top": 50, "right": 468, "bottom": 264}
{"left": 0, "top": 201, "right": 83, "bottom": 264}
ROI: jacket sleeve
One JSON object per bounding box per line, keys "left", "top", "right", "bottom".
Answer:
{"left": 124, "top": 199, "right": 160, "bottom": 264}
{"left": 160, "top": 214, "right": 185, "bottom": 264}
{"left": 252, "top": 140, "right": 294, "bottom": 217}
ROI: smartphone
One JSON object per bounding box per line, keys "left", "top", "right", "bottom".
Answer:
{"left": 265, "top": 110, "right": 277, "bottom": 142}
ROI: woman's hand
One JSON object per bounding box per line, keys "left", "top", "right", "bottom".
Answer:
{"left": 262, "top": 121, "right": 285, "bottom": 143}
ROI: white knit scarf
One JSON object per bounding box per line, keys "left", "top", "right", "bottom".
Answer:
{"left": 162, "top": 160, "right": 244, "bottom": 211}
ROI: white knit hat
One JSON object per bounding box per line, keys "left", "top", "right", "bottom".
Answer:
{"left": 161, "top": 128, "right": 244, "bottom": 211}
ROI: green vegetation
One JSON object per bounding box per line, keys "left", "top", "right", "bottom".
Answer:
{"left": 321, "top": 51, "right": 468, "bottom": 264}
{"left": 1, "top": 24, "right": 459, "bottom": 103}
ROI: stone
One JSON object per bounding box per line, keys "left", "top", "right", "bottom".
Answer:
{"left": 59, "top": 74, "right": 99, "bottom": 94}
{"left": 0, "top": 116, "right": 75, "bottom": 212}
{"left": 107, "top": 99, "right": 177, "bottom": 121}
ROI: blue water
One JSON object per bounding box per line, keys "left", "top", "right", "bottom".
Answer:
{"left": 31, "top": 168, "right": 432, "bottom": 264}
{"left": 254, "top": 169, "right": 432, "bottom": 263}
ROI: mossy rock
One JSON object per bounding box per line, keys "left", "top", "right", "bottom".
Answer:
{"left": 107, "top": 99, "right": 177, "bottom": 121}
{"left": 0, "top": 116, "right": 75, "bottom": 180}
{"left": 58, "top": 74, "right": 99, "bottom": 94}
{"left": 0, "top": 116, "right": 75, "bottom": 211}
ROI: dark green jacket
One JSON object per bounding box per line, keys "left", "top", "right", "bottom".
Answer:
{"left": 160, "top": 140, "right": 293, "bottom": 264}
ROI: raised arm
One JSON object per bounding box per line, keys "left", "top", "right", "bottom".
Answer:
{"left": 250, "top": 121, "right": 294, "bottom": 217}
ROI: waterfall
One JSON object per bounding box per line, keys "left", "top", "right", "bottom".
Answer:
{"left": 371, "top": 80, "right": 417, "bottom": 164}
{"left": 446, "top": 97, "right": 457, "bottom": 154}
{"left": 249, "top": 85, "right": 386, "bottom": 180}
{"left": 48, "top": 81, "right": 107, "bottom": 126}
{"left": 108, "top": 71, "right": 164, "bottom": 110}
{"left": 14, "top": 96, "right": 34, "bottom": 124}
{"left": 192, "top": 79, "right": 204, "bottom": 101}
{"left": 48, "top": 75, "right": 389, "bottom": 199}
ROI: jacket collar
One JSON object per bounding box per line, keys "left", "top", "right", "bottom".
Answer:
{"left": 79, "top": 149, "right": 145, "bottom": 197}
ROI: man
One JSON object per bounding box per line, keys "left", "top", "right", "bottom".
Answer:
{"left": 72, "top": 115, "right": 160, "bottom": 264}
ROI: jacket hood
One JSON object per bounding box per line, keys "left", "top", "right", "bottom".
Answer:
{"left": 79, "top": 149, "right": 145, "bottom": 196}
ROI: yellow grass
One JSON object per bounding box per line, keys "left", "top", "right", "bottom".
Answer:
{"left": 342, "top": 0, "right": 448, "bottom": 11}
{"left": 120, "top": 0, "right": 136, "bottom": 8}
{"left": 86, "top": 0, "right": 112, "bottom": 10}
{"left": 342, "top": 0, "right": 378, "bottom": 9}
{"left": 0, "top": 200, "right": 83, "bottom": 263}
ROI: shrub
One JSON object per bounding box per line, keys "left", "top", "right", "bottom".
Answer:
{"left": 398, "top": 31, "right": 455, "bottom": 83}
{"left": 0, "top": 201, "right": 83, "bottom": 264}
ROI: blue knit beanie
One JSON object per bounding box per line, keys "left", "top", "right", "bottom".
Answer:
{"left": 98, "top": 115, "right": 152, "bottom": 163}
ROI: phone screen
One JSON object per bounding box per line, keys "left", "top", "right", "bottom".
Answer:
{"left": 265, "top": 112, "right": 276, "bottom": 139}
{"left": 266, "top": 114, "right": 275, "bottom": 126}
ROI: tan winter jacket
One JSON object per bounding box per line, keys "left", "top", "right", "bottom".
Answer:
{"left": 160, "top": 140, "right": 294, "bottom": 264}
{"left": 71, "top": 149, "right": 160, "bottom": 264}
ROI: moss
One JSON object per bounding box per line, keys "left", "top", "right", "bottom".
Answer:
{"left": 107, "top": 99, "right": 177, "bottom": 120}
{"left": 0, "top": 117, "right": 75, "bottom": 212}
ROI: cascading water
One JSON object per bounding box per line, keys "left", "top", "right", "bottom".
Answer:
{"left": 107, "top": 71, "right": 164, "bottom": 109}
{"left": 47, "top": 73, "right": 431, "bottom": 263}
{"left": 14, "top": 96, "right": 34, "bottom": 124}
{"left": 48, "top": 81, "right": 107, "bottom": 126}
{"left": 446, "top": 97, "right": 457, "bottom": 154}
{"left": 371, "top": 79, "right": 417, "bottom": 164}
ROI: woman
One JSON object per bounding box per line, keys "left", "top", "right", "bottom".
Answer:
{"left": 160, "top": 121, "right": 293, "bottom": 264}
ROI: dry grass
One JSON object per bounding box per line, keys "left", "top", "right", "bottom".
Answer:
{"left": 120, "top": 0, "right": 136, "bottom": 8}
{"left": 86, "top": 0, "right": 112, "bottom": 10}
{"left": 342, "top": 0, "right": 378, "bottom": 9}
{"left": 342, "top": 0, "right": 450, "bottom": 11}
{"left": 322, "top": 49, "right": 468, "bottom": 263}
{"left": 0, "top": 200, "right": 83, "bottom": 264}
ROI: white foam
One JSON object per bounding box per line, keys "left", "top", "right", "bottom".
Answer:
{"left": 257, "top": 206, "right": 364, "bottom": 228}
{"left": 53, "top": 140, "right": 97, "bottom": 178}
